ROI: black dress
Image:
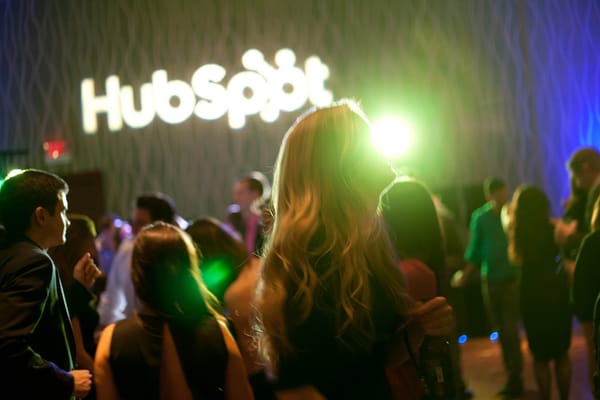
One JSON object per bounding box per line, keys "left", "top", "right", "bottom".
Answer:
{"left": 520, "top": 258, "right": 571, "bottom": 362}
{"left": 109, "top": 313, "right": 228, "bottom": 400}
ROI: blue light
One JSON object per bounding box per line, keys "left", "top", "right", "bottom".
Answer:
{"left": 458, "top": 334, "right": 468, "bottom": 344}
{"left": 489, "top": 331, "right": 499, "bottom": 341}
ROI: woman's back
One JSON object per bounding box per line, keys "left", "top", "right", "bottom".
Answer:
{"left": 95, "top": 223, "right": 254, "bottom": 400}
{"left": 274, "top": 267, "right": 398, "bottom": 399}
{"left": 510, "top": 186, "right": 571, "bottom": 365}
{"left": 257, "top": 101, "right": 453, "bottom": 400}
{"left": 109, "top": 314, "right": 227, "bottom": 400}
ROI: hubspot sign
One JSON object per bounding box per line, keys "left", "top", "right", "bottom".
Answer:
{"left": 81, "top": 48, "right": 333, "bottom": 133}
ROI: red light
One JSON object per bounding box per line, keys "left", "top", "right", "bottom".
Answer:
{"left": 43, "top": 141, "right": 66, "bottom": 159}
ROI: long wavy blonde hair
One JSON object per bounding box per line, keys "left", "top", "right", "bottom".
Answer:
{"left": 256, "top": 100, "right": 412, "bottom": 373}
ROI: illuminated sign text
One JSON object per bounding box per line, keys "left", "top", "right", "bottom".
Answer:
{"left": 81, "top": 48, "right": 333, "bottom": 132}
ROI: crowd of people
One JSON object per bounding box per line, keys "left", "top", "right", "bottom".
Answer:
{"left": 0, "top": 99, "right": 599, "bottom": 400}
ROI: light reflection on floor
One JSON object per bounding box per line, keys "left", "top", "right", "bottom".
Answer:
{"left": 460, "top": 318, "right": 592, "bottom": 399}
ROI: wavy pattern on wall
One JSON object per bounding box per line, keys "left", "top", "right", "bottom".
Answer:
{"left": 1, "top": 0, "right": 599, "bottom": 219}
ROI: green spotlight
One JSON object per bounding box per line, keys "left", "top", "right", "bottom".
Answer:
{"left": 201, "top": 260, "right": 231, "bottom": 292}
{"left": 371, "top": 116, "right": 414, "bottom": 159}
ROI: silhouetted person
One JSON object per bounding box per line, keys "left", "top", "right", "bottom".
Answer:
{"left": 508, "top": 185, "right": 571, "bottom": 400}
{"left": 574, "top": 195, "right": 600, "bottom": 388}
{"left": 459, "top": 177, "right": 523, "bottom": 398}
{"left": 227, "top": 172, "right": 270, "bottom": 255}
{"left": 97, "top": 192, "right": 176, "bottom": 326}
{"left": 557, "top": 147, "right": 600, "bottom": 243}
{"left": 381, "top": 178, "right": 471, "bottom": 399}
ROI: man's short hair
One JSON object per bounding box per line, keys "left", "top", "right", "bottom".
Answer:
{"left": 135, "top": 192, "right": 176, "bottom": 224}
{"left": 568, "top": 147, "right": 600, "bottom": 173}
{"left": 483, "top": 177, "right": 506, "bottom": 197}
{"left": 242, "top": 177, "right": 263, "bottom": 196}
{"left": 240, "top": 171, "right": 271, "bottom": 200}
{"left": 0, "top": 169, "right": 68, "bottom": 239}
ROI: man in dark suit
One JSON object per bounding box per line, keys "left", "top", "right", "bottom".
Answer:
{"left": 0, "top": 169, "right": 92, "bottom": 399}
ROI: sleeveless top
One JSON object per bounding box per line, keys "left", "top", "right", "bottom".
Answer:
{"left": 109, "top": 313, "right": 227, "bottom": 400}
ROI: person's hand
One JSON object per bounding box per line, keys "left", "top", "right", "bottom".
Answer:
{"left": 451, "top": 265, "right": 472, "bottom": 288}
{"left": 70, "top": 369, "right": 92, "bottom": 397}
{"left": 450, "top": 270, "right": 465, "bottom": 288}
{"left": 73, "top": 252, "right": 102, "bottom": 289}
{"left": 414, "top": 296, "right": 455, "bottom": 337}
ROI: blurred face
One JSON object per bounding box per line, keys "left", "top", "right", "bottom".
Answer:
{"left": 570, "top": 164, "right": 596, "bottom": 190}
{"left": 233, "top": 180, "right": 260, "bottom": 213}
{"left": 45, "top": 191, "right": 70, "bottom": 248}
{"left": 132, "top": 207, "right": 153, "bottom": 235}
{"left": 489, "top": 187, "right": 508, "bottom": 207}
{"left": 98, "top": 227, "right": 114, "bottom": 250}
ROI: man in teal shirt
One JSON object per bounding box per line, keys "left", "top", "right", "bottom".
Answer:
{"left": 461, "top": 177, "right": 523, "bottom": 398}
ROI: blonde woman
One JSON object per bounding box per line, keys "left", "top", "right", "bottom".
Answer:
{"left": 256, "top": 101, "right": 454, "bottom": 399}
{"left": 94, "top": 222, "right": 253, "bottom": 400}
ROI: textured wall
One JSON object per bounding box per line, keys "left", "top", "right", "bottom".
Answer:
{"left": 1, "top": 0, "right": 599, "bottom": 220}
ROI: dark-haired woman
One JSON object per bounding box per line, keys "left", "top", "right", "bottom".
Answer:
{"left": 381, "top": 178, "right": 471, "bottom": 399}
{"left": 94, "top": 222, "right": 253, "bottom": 400}
{"left": 508, "top": 185, "right": 571, "bottom": 400}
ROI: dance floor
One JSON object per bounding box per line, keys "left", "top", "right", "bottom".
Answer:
{"left": 460, "top": 319, "right": 592, "bottom": 399}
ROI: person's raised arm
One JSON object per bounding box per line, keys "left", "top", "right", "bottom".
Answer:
{"left": 73, "top": 252, "right": 102, "bottom": 290}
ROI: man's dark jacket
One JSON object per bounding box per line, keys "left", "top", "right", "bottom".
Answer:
{"left": 0, "top": 239, "right": 76, "bottom": 399}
